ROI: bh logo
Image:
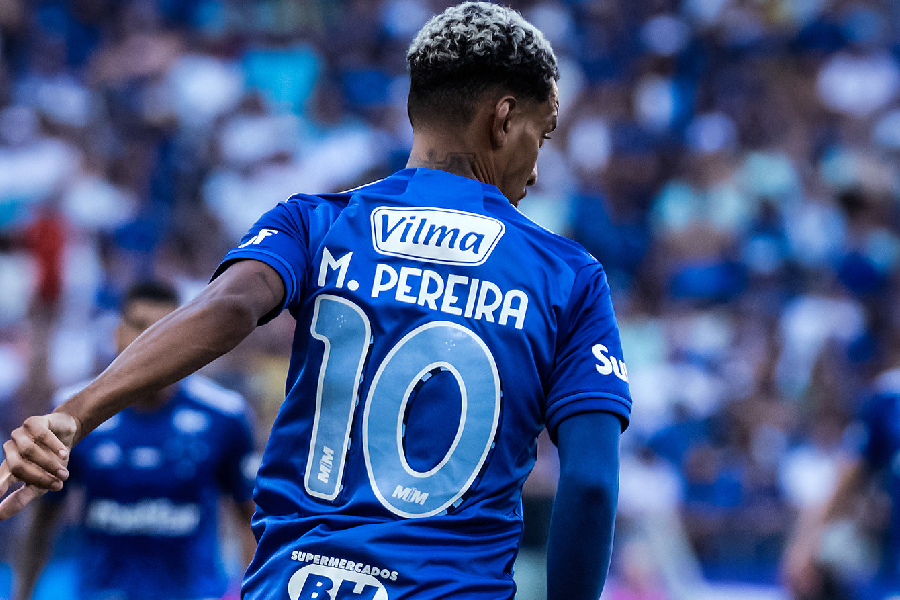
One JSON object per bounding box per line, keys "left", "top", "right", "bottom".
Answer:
{"left": 288, "top": 565, "right": 389, "bottom": 600}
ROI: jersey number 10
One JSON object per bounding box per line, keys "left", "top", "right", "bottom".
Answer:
{"left": 304, "top": 295, "right": 502, "bottom": 518}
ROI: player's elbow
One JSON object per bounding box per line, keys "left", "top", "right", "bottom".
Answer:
{"left": 554, "top": 412, "right": 622, "bottom": 511}
{"left": 557, "top": 438, "right": 619, "bottom": 510}
{"left": 208, "top": 292, "right": 262, "bottom": 336}
{"left": 559, "top": 464, "right": 618, "bottom": 509}
{"left": 187, "top": 289, "right": 263, "bottom": 349}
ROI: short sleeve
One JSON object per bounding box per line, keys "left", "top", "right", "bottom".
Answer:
{"left": 544, "top": 264, "right": 632, "bottom": 440}
{"left": 212, "top": 200, "right": 311, "bottom": 323}
{"left": 215, "top": 411, "right": 258, "bottom": 504}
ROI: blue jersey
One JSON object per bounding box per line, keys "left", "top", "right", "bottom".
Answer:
{"left": 855, "top": 369, "right": 900, "bottom": 583}
{"left": 49, "top": 375, "right": 256, "bottom": 600}
{"left": 215, "top": 168, "right": 632, "bottom": 599}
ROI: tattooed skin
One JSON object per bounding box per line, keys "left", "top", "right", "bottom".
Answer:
{"left": 407, "top": 151, "right": 478, "bottom": 177}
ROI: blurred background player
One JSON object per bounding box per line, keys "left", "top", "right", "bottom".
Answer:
{"left": 11, "top": 281, "right": 257, "bottom": 600}
{"left": 783, "top": 365, "right": 900, "bottom": 600}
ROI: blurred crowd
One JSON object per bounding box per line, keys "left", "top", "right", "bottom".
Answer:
{"left": 2, "top": 0, "right": 900, "bottom": 598}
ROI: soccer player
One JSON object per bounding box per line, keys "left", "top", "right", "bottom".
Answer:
{"left": 783, "top": 371, "right": 900, "bottom": 600}
{"left": 11, "top": 281, "right": 258, "bottom": 600}
{"left": 0, "top": 3, "right": 631, "bottom": 599}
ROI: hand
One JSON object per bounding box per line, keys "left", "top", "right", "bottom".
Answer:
{"left": 0, "top": 413, "right": 79, "bottom": 520}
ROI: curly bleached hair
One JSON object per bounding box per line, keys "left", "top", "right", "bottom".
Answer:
{"left": 407, "top": 2, "right": 559, "bottom": 126}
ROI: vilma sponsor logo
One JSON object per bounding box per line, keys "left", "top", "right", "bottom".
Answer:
{"left": 371, "top": 207, "right": 504, "bottom": 266}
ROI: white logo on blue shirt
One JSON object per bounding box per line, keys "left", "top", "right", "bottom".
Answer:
{"left": 86, "top": 499, "right": 201, "bottom": 536}
{"left": 371, "top": 207, "right": 504, "bottom": 266}
{"left": 239, "top": 228, "right": 278, "bottom": 248}
{"left": 131, "top": 447, "right": 162, "bottom": 469}
{"left": 288, "top": 564, "right": 389, "bottom": 600}
{"left": 92, "top": 442, "right": 123, "bottom": 467}
{"left": 592, "top": 344, "right": 628, "bottom": 382}
{"left": 173, "top": 409, "right": 210, "bottom": 434}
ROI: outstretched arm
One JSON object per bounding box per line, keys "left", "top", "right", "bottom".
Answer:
{"left": 546, "top": 411, "right": 621, "bottom": 600}
{"left": 0, "top": 259, "right": 285, "bottom": 519}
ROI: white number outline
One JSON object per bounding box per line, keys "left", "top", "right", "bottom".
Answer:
{"left": 304, "top": 295, "right": 502, "bottom": 518}
{"left": 397, "top": 362, "right": 465, "bottom": 478}
{"left": 304, "top": 295, "right": 370, "bottom": 501}
{"left": 363, "top": 320, "right": 501, "bottom": 518}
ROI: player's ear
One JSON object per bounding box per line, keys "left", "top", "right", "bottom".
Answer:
{"left": 490, "top": 96, "right": 516, "bottom": 149}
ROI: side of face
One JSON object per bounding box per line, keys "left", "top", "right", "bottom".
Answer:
{"left": 115, "top": 299, "right": 178, "bottom": 353}
{"left": 494, "top": 80, "right": 559, "bottom": 206}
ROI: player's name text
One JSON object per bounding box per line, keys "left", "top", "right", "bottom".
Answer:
{"left": 319, "top": 248, "right": 528, "bottom": 329}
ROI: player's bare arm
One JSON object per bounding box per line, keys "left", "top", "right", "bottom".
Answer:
{"left": 0, "top": 259, "right": 284, "bottom": 520}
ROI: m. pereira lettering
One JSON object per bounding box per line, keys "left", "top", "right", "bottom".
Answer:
{"left": 319, "top": 248, "right": 361, "bottom": 292}
{"left": 371, "top": 264, "right": 528, "bottom": 329}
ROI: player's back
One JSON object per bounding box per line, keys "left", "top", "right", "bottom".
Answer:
{"left": 223, "top": 168, "right": 631, "bottom": 599}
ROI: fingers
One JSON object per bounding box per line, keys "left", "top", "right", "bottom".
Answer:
{"left": 9, "top": 422, "right": 70, "bottom": 481}
{"left": 0, "top": 413, "right": 76, "bottom": 521}
{"left": 2, "top": 437, "right": 67, "bottom": 491}
{"left": 26, "top": 414, "right": 74, "bottom": 458}
{"left": 1, "top": 414, "right": 72, "bottom": 491}
{"left": 0, "top": 461, "right": 14, "bottom": 497}
{"left": 0, "top": 483, "right": 45, "bottom": 520}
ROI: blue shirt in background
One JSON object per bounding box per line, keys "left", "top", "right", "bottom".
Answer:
{"left": 48, "top": 375, "right": 256, "bottom": 600}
